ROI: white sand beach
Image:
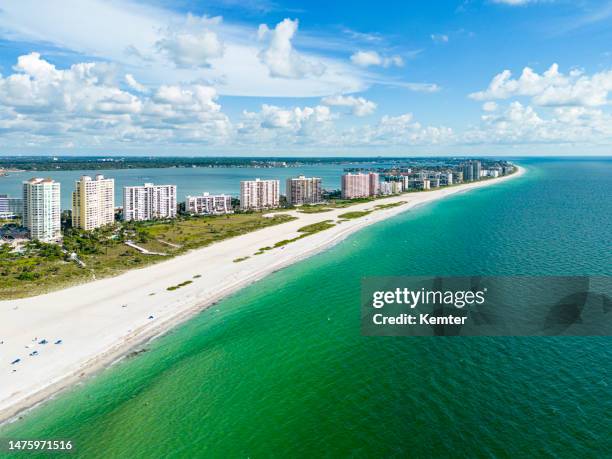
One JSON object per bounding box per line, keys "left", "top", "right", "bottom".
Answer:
{"left": 0, "top": 167, "right": 524, "bottom": 424}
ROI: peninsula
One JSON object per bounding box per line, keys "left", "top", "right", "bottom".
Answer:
{"left": 0, "top": 166, "right": 524, "bottom": 424}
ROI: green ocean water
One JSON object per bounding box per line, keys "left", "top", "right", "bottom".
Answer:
{"left": 1, "top": 158, "right": 611, "bottom": 458}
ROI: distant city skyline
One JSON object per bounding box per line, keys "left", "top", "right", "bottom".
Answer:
{"left": 1, "top": 1, "right": 612, "bottom": 156}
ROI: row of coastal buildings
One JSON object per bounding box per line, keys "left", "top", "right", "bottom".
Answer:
{"left": 2, "top": 160, "right": 513, "bottom": 243}
{"left": 2, "top": 175, "right": 323, "bottom": 242}
{"left": 340, "top": 160, "right": 513, "bottom": 198}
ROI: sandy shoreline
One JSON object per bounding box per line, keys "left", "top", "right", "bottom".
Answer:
{"left": 0, "top": 166, "right": 525, "bottom": 425}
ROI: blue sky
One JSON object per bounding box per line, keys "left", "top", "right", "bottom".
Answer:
{"left": 0, "top": 0, "right": 612, "bottom": 156}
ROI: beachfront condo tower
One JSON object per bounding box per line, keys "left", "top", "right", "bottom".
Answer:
{"left": 341, "top": 172, "right": 379, "bottom": 199}
{"left": 123, "top": 183, "right": 177, "bottom": 221}
{"left": 240, "top": 179, "right": 280, "bottom": 211}
{"left": 22, "top": 178, "right": 61, "bottom": 242}
{"left": 72, "top": 175, "right": 115, "bottom": 230}
{"left": 462, "top": 160, "right": 482, "bottom": 182}
{"left": 186, "top": 193, "right": 233, "bottom": 215}
{"left": 286, "top": 175, "right": 323, "bottom": 206}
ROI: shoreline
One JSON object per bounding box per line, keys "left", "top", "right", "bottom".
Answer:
{"left": 0, "top": 166, "right": 525, "bottom": 426}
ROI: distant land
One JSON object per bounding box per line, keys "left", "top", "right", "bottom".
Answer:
{"left": 0, "top": 156, "right": 505, "bottom": 172}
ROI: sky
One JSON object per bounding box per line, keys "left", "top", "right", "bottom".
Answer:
{"left": 0, "top": 0, "right": 612, "bottom": 156}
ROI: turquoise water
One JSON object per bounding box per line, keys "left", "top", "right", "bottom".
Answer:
{"left": 1, "top": 158, "right": 611, "bottom": 457}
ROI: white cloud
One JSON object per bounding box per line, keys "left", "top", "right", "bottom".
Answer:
{"left": 125, "top": 74, "right": 148, "bottom": 93}
{"left": 156, "top": 30, "right": 223, "bottom": 68}
{"left": 237, "top": 103, "right": 335, "bottom": 146}
{"left": 0, "top": 1, "right": 364, "bottom": 98}
{"left": 368, "top": 114, "right": 454, "bottom": 144}
{"left": 350, "top": 51, "right": 404, "bottom": 68}
{"left": 482, "top": 101, "right": 498, "bottom": 112}
{"left": 0, "top": 53, "right": 231, "bottom": 147}
{"left": 321, "top": 95, "right": 377, "bottom": 116}
{"left": 464, "top": 101, "right": 612, "bottom": 144}
{"left": 235, "top": 104, "right": 453, "bottom": 148}
{"left": 470, "top": 64, "right": 612, "bottom": 107}
{"left": 431, "top": 34, "right": 449, "bottom": 43}
{"left": 257, "top": 18, "right": 325, "bottom": 79}
{"left": 155, "top": 13, "right": 224, "bottom": 68}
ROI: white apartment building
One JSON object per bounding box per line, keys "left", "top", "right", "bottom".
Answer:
{"left": 186, "top": 193, "right": 233, "bottom": 215}
{"left": 240, "top": 179, "right": 279, "bottom": 211}
{"left": 123, "top": 183, "right": 177, "bottom": 221}
{"left": 286, "top": 175, "right": 323, "bottom": 205}
{"left": 72, "top": 175, "right": 115, "bottom": 230}
{"left": 390, "top": 181, "right": 403, "bottom": 194}
{"left": 379, "top": 181, "right": 403, "bottom": 196}
{"left": 440, "top": 172, "right": 454, "bottom": 186}
{"left": 22, "top": 178, "right": 61, "bottom": 242}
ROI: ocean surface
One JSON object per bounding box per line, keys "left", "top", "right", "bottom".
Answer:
{"left": 1, "top": 158, "right": 611, "bottom": 457}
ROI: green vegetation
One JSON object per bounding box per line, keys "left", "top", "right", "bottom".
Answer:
{"left": 298, "top": 220, "right": 336, "bottom": 233}
{"left": 166, "top": 280, "right": 193, "bottom": 291}
{"left": 374, "top": 202, "right": 405, "bottom": 210}
{"left": 297, "top": 206, "right": 333, "bottom": 214}
{"left": 330, "top": 197, "right": 376, "bottom": 208}
{"left": 0, "top": 212, "right": 295, "bottom": 300}
{"left": 233, "top": 256, "right": 250, "bottom": 263}
{"left": 255, "top": 220, "right": 337, "bottom": 254}
{"left": 254, "top": 246, "right": 273, "bottom": 255}
{"left": 338, "top": 210, "right": 372, "bottom": 219}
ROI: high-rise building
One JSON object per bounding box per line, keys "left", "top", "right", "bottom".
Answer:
{"left": 341, "top": 173, "right": 368, "bottom": 199}
{"left": 390, "top": 181, "right": 403, "bottom": 194}
{"left": 473, "top": 160, "right": 482, "bottom": 180}
{"left": 442, "top": 172, "right": 454, "bottom": 186}
{"left": 22, "top": 178, "right": 61, "bottom": 242}
{"left": 379, "top": 182, "right": 392, "bottom": 196}
{"left": 462, "top": 162, "right": 473, "bottom": 181}
{"left": 186, "top": 193, "right": 233, "bottom": 215}
{"left": 0, "top": 194, "right": 23, "bottom": 218}
{"left": 341, "top": 172, "right": 379, "bottom": 199}
{"left": 368, "top": 172, "right": 380, "bottom": 196}
{"left": 286, "top": 175, "right": 323, "bottom": 205}
{"left": 123, "top": 183, "right": 177, "bottom": 221}
{"left": 462, "top": 160, "right": 481, "bottom": 182}
{"left": 240, "top": 179, "right": 279, "bottom": 211}
{"left": 72, "top": 175, "right": 115, "bottom": 230}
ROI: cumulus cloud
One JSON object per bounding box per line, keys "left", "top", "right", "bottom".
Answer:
{"left": 234, "top": 103, "right": 454, "bottom": 148}
{"left": 368, "top": 113, "right": 454, "bottom": 144}
{"left": 470, "top": 64, "right": 612, "bottom": 107}
{"left": 0, "top": 2, "right": 365, "bottom": 98}
{"left": 464, "top": 101, "right": 612, "bottom": 145}
{"left": 350, "top": 51, "right": 404, "bottom": 68}
{"left": 0, "top": 53, "right": 231, "bottom": 147}
{"left": 236, "top": 103, "right": 335, "bottom": 146}
{"left": 321, "top": 95, "right": 377, "bottom": 116}
{"left": 257, "top": 18, "right": 325, "bottom": 79}
{"left": 156, "top": 14, "right": 224, "bottom": 68}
